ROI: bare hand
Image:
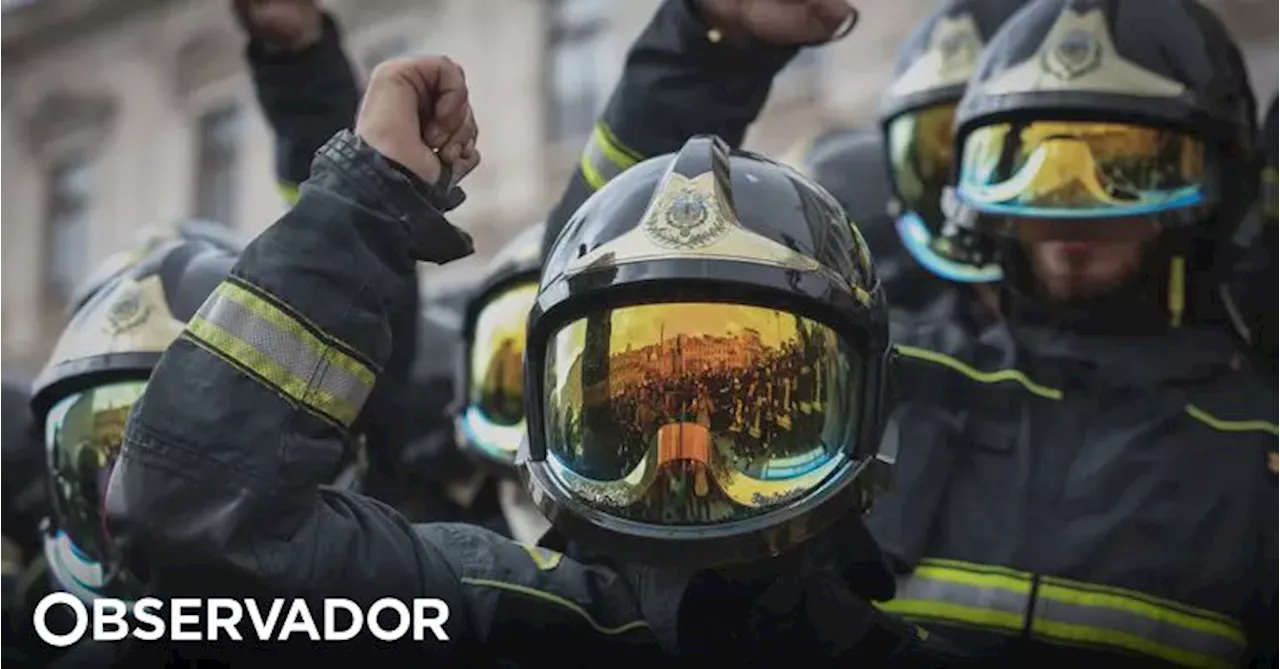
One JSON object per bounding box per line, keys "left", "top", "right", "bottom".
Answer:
{"left": 231, "top": 0, "right": 324, "bottom": 52}
{"left": 695, "top": 0, "right": 856, "bottom": 47}
{"left": 355, "top": 56, "right": 480, "bottom": 188}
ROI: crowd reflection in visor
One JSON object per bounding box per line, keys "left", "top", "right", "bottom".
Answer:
{"left": 542, "top": 302, "right": 862, "bottom": 526}
{"left": 462, "top": 282, "right": 539, "bottom": 462}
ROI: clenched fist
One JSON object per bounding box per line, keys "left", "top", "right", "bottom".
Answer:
{"left": 355, "top": 56, "right": 480, "bottom": 190}
{"left": 695, "top": 0, "right": 857, "bottom": 47}
{"left": 231, "top": 0, "right": 323, "bottom": 52}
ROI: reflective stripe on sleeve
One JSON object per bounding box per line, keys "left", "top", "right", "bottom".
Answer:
{"left": 875, "top": 558, "right": 1246, "bottom": 668}
{"left": 183, "top": 279, "right": 377, "bottom": 428}
{"left": 1262, "top": 167, "right": 1277, "bottom": 219}
{"left": 579, "top": 122, "right": 643, "bottom": 191}
{"left": 876, "top": 560, "right": 1030, "bottom": 633}
{"left": 1033, "top": 579, "right": 1247, "bottom": 669}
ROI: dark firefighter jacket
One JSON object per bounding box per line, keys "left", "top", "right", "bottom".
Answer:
{"left": 247, "top": 13, "right": 433, "bottom": 510}
{"left": 1234, "top": 96, "right": 1277, "bottom": 376}
{"left": 539, "top": 0, "right": 956, "bottom": 317}
{"left": 1, "top": 375, "right": 48, "bottom": 669}
{"left": 248, "top": 12, "right": 516, "bottom": 536}
{"left": 869, "top": 303, "right": 1279, "bottom": 669}
{"left": 104, "top": 131, "right": 982, "bottom": 668}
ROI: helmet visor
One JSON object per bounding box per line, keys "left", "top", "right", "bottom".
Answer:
{"left": 45, "top": 380, "right": 147, "bottom": 564}
{"left": 540, "top": 302, "right": 864, "bottom": 527}
{"left": 462, "top": 282, "right": 538, "bottom": 463}
{"left": 956, "top": 121, "right": 1207, "bottom": 222}
{"left": 887, "top": 101, "right": 958, "bottom": 227}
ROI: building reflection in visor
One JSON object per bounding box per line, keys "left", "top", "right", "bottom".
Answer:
{"left": 45, "top": 381, "right": 148, "bottom": 562}
{"left": 542, "top": 302, "right": 862, "bottom": 526}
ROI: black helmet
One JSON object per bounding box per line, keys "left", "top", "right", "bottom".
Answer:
{"left": 456, "top": 222, "right": 545, "bottom": 472}
{"left": 947, "top": 0, "right": 1256, "bottom": 242}
{"left": 68, "top": 219, "right": 245, "bottom": 315}
{"left": 523, "top": 136, "right": 892, "bottom": 567}
{"left": 945, "top": 0, "right": 1257, "bottom": 326}
{"left": 31, "top": 239, "right": 236, "bottom": 602}
{"left": 878, "top": 0, "right": 1030, "bottom": 283}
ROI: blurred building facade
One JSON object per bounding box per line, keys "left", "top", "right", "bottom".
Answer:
{"left": 2, "top": 0, "right": 1277, "bottom": 371}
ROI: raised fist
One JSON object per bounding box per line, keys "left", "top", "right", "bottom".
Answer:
{"left": 694, "top": 0, "right": 857, "bottom": 47}
{"left": 231, "top": 0, "right": 324, "bottom": 52}
{"left": 355, "top": 56, "right": 480, "bottom": 189}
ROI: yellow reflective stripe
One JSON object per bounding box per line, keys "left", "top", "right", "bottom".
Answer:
{"left": 895, "top": 344, "right": 1064, "bottom": 400}
{"left": 184, "top": 280, "right": 376, "bottom": 428}
{"left": 579, "top": 122, "right": 643, "bottom": 191}
{"left": 879, "top": 559, "right": 1246, "bottom": 667}
{"left": 277, "top": 181, "right": 300, "bottom": 205}
{"left": 1262, "top": 167, "right": 1277, "bottom": 219}
{"left": 1184, "top": 404, "right": 1279, "bottom": 436}
{"left": 1035, "top": 580, "right": 1245, "bottom": 668}
{"left": 520, "top": 545, "right": 563, "bottom": 571}
{"left": 460, "top": 578, "right": 649, "bottom": 636}
{"left": 877, "top": 599, "right": 1025, "bottom": 633}
{"left": 877, "top": 561, "right": 1031, "bottom": 634}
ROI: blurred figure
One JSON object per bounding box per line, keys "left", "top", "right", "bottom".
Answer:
{"left": 20, "top": 238, "right": 363, "bottom": 669}
{"left": 869, "top": 1, "right": 1277, "bottom": 665}
{"left": 232, "top": 0, "right": 360, "bottom": 203}
{"left": 16, "top": 239, "right": 239, "bottom": 668}
{"left": 541, "top": 0, "right": 857, "bottom": 260}
{"left": 783, "top": 1, "right": 1029, "bottom": 320}
{"left": 1, "top": 374, "right": 44, "bottom": 669}
{"left": 453, "top": 222, "right": 551, "bottom": 543}
{"left": 1221, "top": 95, "right": 1277, "bottom": 376}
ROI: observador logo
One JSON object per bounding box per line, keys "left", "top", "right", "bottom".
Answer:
{"left": 33, "top": 593, "right": 451, "bottom": 646}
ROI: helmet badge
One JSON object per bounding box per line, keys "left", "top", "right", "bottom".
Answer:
{"left": 644, "top": 174, "right": 732, "bottom": 250}
{"left": 1043, "top": 24, "right": 1102, "bottom": 80}
{"left": 104, "top": 283, "right": 151, "bottom": 335}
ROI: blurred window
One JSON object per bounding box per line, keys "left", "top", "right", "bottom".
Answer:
{"left": 45, "top": 154, "right": 94, "bottom": 305}
{"left": 193, "top": 105, "right": 242, "bottom": 227}
{"left": 545, "top": 0, "right": 611, "bottom": 142}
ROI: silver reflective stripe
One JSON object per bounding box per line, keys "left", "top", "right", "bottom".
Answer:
{"left": 1033, "top": 583, "right": 1246, "bottom": 669}
{"left": 877, "top": 563, "right": 1030, "bottom": 633}
{"left": 186, "top": 281, "right": 376, "bottom": 427}
{"left": 579, "top": 123, "right": 642, "bottom": 191}
{"left": 877, "top": 560, "right": 1246, "bottom": 669}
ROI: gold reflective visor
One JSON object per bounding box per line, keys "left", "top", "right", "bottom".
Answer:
{"left": 888, "top": 101, "right": 958, "bottom": 224}
{"left": 957, "top": 121, "right": 1207, "bottom": 219}
{"left": 461, "top": 282, "right": 538, "bottom": 463}
{"left": 541, "top": 302, "right": 863, "bottom": 527}
{"left": 45, "top": 381, "right": 148, "bottom": 563}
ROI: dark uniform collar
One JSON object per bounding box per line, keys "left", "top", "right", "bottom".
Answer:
{"left": 1014, "top": 322, "right": 1240, "bottom": 388}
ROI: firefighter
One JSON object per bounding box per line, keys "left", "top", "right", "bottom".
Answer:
{"left": 105, "top": 55, "right": 978, "bottom": 665}
{"left": 24, "top": 238, "right": 368, "bottom": 669}
{"left": 450, "top": 221, "right": 552, "bottom": 544}
{"left": 541, "top": 0, "right": 857, "bottom": 262}
{"left": 867, "top": 1, "right": 1278, "bottom": 665}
